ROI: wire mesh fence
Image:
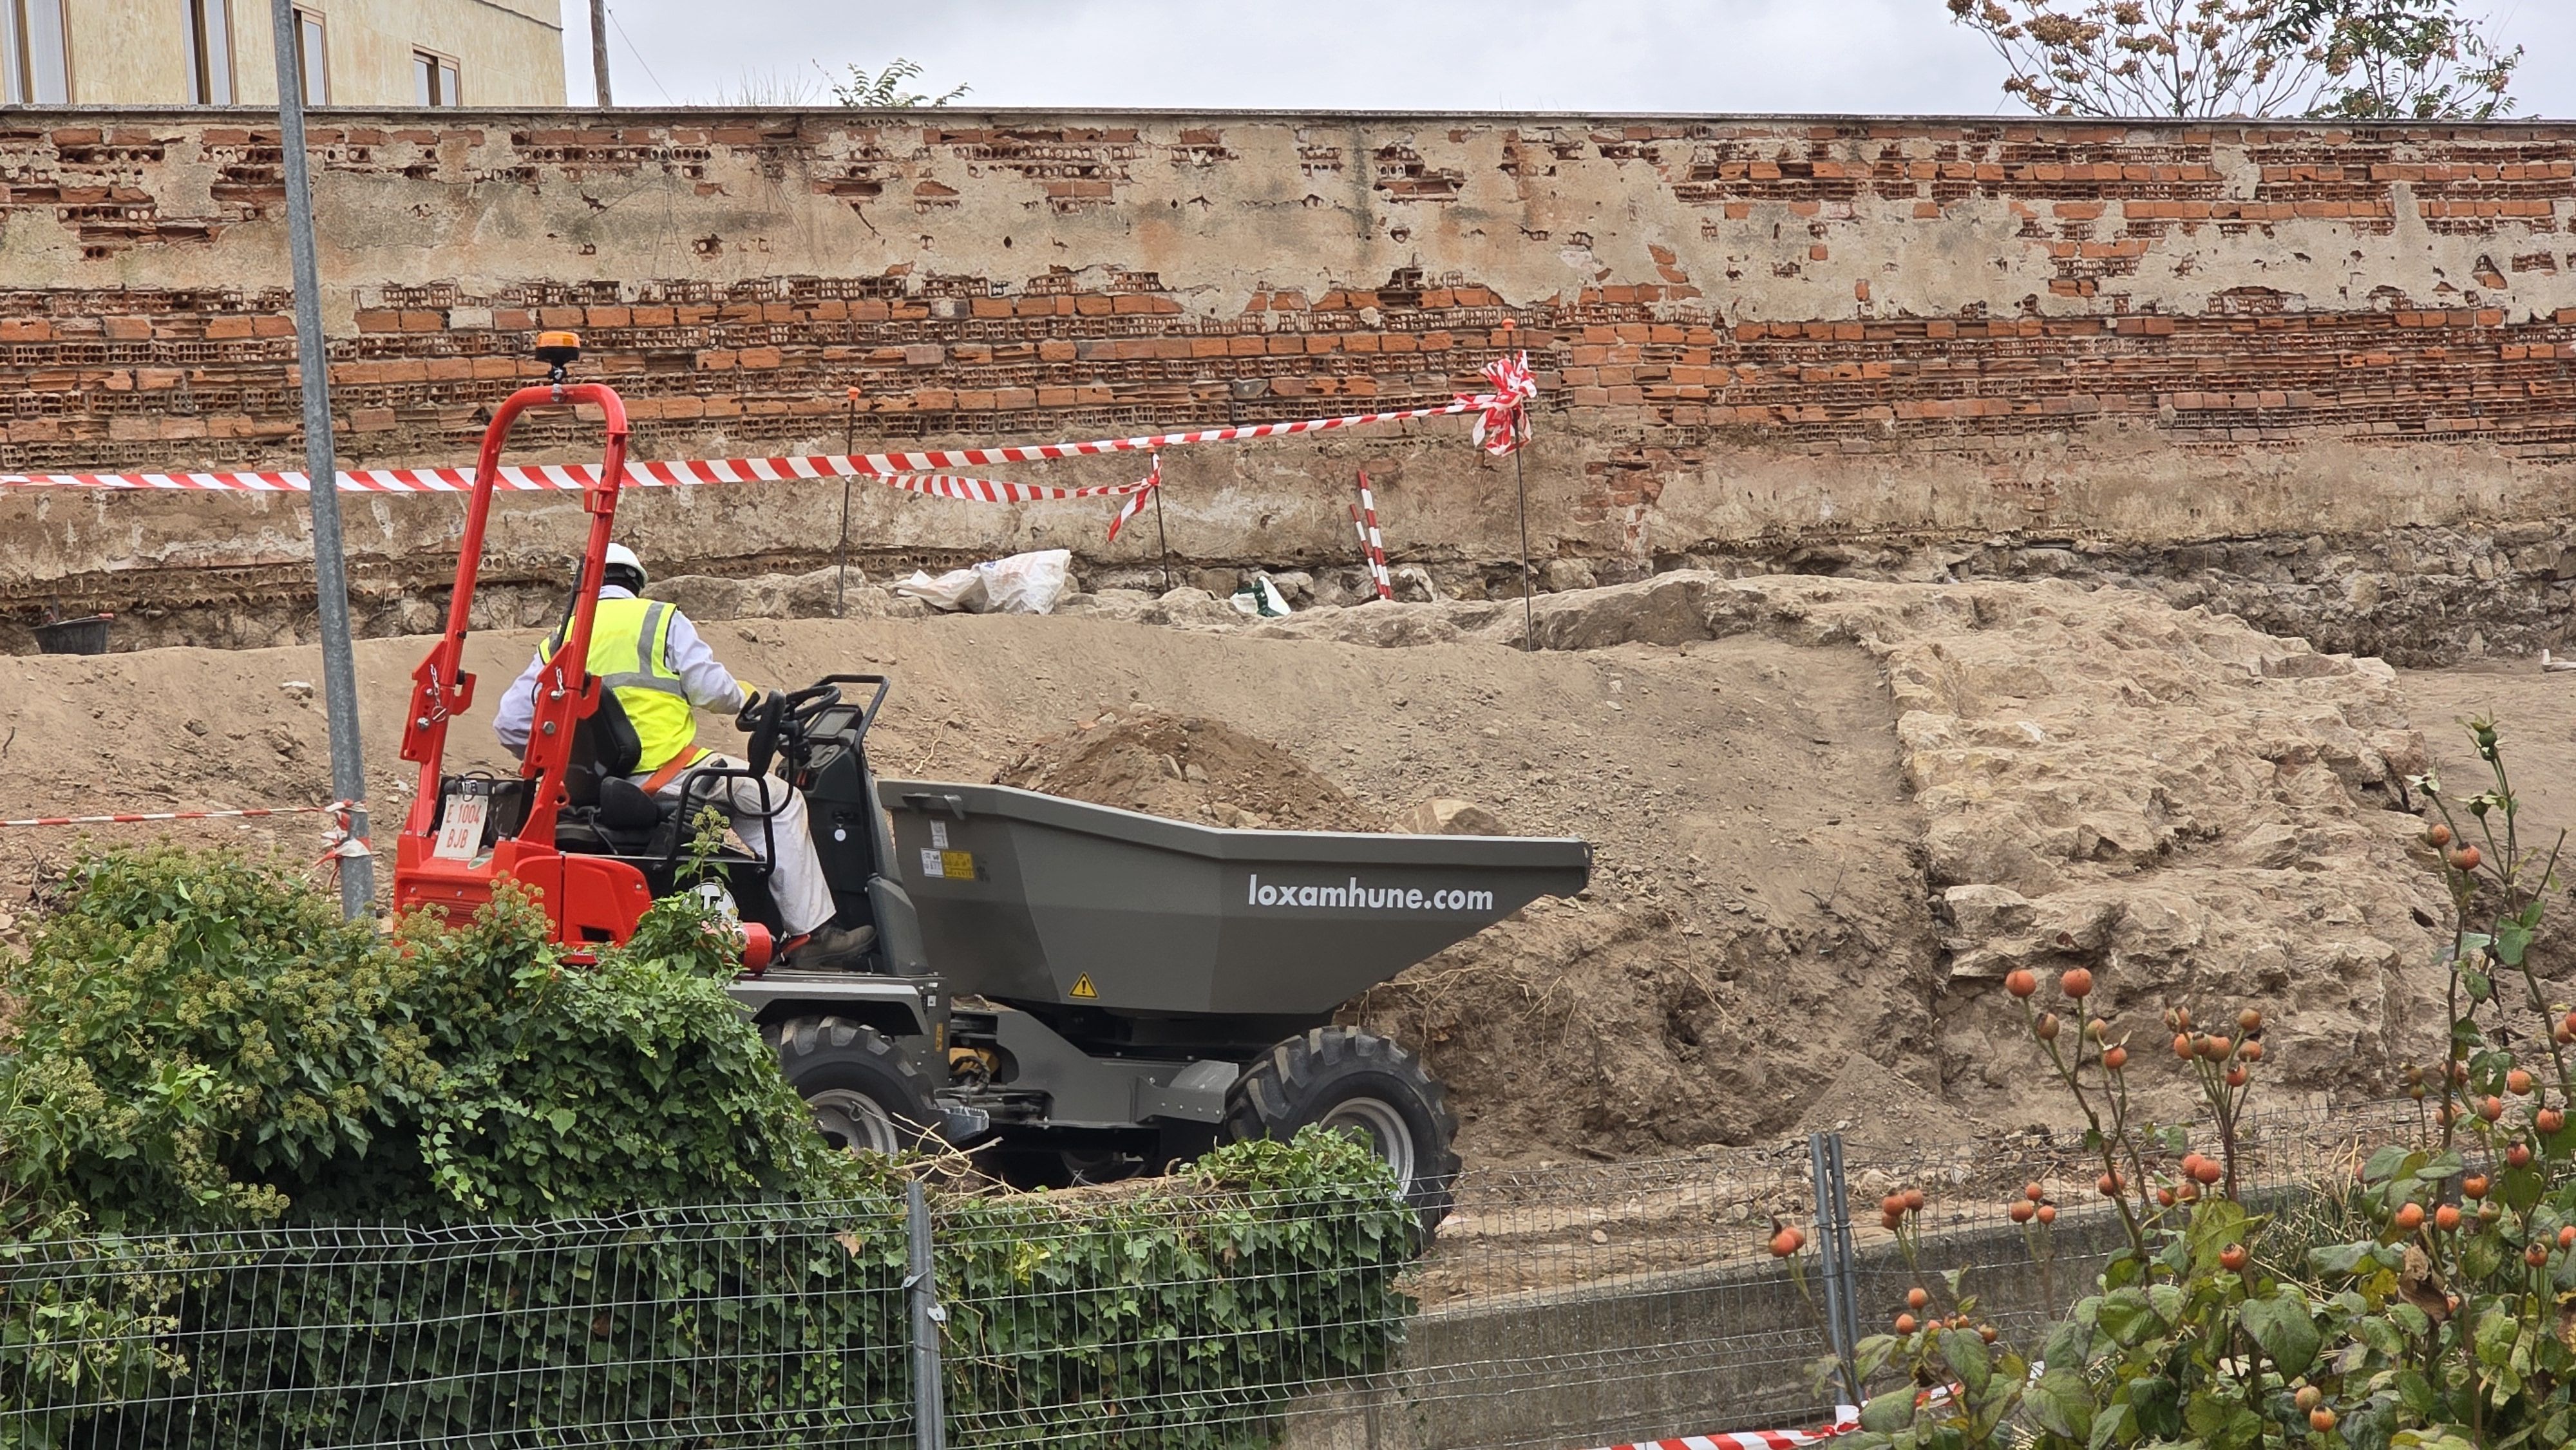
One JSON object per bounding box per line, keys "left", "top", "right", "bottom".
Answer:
{"left": 1, "top": 1102, "right": 2452, "bottom": 1450}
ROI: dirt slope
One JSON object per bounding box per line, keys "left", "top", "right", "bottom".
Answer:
{"left": 0, "top": 573, "right": 2474, "bottom": 1165}
{"left": 0, "top": 602, "right": 1948, "bottom": 1162}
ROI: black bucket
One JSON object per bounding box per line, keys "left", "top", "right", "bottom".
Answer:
{"left": 33, "top": 612, "right": 111, "bottom": 655}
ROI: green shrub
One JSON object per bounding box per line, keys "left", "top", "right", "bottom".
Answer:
{"left": 1, "top": 851, "right": 1419, "bottom": 1447}
{"left": 0, "top": 847, "right": 845, "bottom": 1229}
{"left": 10, "top": 1129, "right": 1406, "bottom": 1449}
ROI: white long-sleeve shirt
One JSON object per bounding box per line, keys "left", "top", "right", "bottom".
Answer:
{"left": 493, "top": 587, "right": 744, "bottom": 758}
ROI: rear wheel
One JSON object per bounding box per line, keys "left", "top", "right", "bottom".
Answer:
{"left": 1224, "top": 1027, "right": 1461, "bottom": 1230}
{"left": 766, "top": 1016, "right": 939, "bottom": 1156}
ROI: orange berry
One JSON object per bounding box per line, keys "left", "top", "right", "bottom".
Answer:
{"left": 2174, "top": 1033, "right": 2195, "bottom": 1059}
{"left": 2036, "top": 1013, "right": 2061, "bottom": 1042}
{"left": 2238, "top": 1008, "right": 2264, "bottom": 1033}
{"left": 1770, "top": 1227, "right": 1805, "bottom": 1257}
{"left": 1903, "top": 1188, "right": 1926, "bottom": 1212}
{"left": 2103, "top": 1044, "right": 2129, "bottom": 1070}
{"left": 2195, "top": 1158, "right": 2224, "bottom": 1186}
{"left": 2530, "top": 1243, "right": 2552, "bottom": 1267}
{"left": 2452, "top": 845, "right": 2483, "bottom": 872}
{"left": 2219, "top": 1243, "right": 2249, "bottom": 1272}
{"left": 2463, "top": 1175, "right": 2489, "bottom": 1200}
{"left": 1895, "top": 1313, "right": 1918, "bottom": 1334}
{"left": 2538, "top": 1108, "right": 2564, "bottom": 1135}
{"left": 2483, "top": 1096, "right": 2506, "bottom": 1122}
{"left": 2559, "top": 1225, "right": 2574, "bottom": 1250}
{"left": 2436, "top": 1203, "right": 2463, "bottom": 1232}
{"left": 2098, "top": 1171, "right": 2123, "bottom": 1198}
{"left": 2202, "top": 1034, "right": 2233, "bottom": 1060}
{"left": 1978, "top": 1324, "right": 1998, "bottom": 1344}
{"left": 2396, "top": 1202, "right": 2426, "bottom": 1231}
{"left": 1907, "top": 1286, "right": 1929, "bottom": 1310}
{"left": 2311, "top": 1408, "right": 2337, "bottom": 1433}
{"left": 2023, "top": 1182, "right": 2046, "bottom": 1203}
{"left": 2240, "top": 1040, "right": 2264, "bottom": 1063}
{"left": 2004, "top": 968, "right": 2038, "bottom": 998}
{"left": 2295, "top": 1386, "right": 2322, "bottom": 1412}
{"left": 2226, "top": 1066, "right": 2249, "bottom": 1088}
{"left": 2426, "top": 824, "right": 2453, "bottom": 847}
{"left": 1882, "top": 1194, "right": 1905, "bottom": 1218}
{"left": 2510, "top": 1069, "right": 2535, "bottom": 1095}
{"left": 2509, "top": 1142, "right": 2533, "bottom": 1169}
{"left": 2009, "top": 1200, "right": 2036, "bottom": 1223}
{"left": 2060, "top": 968, "right": 2094, "bottom": 999}
{"left": 2036, "top": 1203, "right": 2058, "bottom": 1225}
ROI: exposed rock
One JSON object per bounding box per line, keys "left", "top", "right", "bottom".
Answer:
{"left": 1405, "top": 798, "right": 1507, "bottom": 836}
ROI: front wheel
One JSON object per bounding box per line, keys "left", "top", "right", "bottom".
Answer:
{"left": 766, "top": 1015, "right": 939, "bottom": 1156}
{"left": 1223, "top": 1027, "right": 1461, "bottom": 1230}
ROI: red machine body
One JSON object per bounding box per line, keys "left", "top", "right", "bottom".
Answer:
{"left": 390, "top": 377, "right": 658, "bottom": 946}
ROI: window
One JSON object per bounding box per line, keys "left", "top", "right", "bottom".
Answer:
{"left": 185, "top": 0, "right": 232, "bottom": 105}
{"left": 412, "top": 49, "right": 459, "bottom": 106}
{"left": 293, "top": 7, "right": 325, "bottom": 105}
{"left": 1, "top": 0, "right": 68, "bottom": 104}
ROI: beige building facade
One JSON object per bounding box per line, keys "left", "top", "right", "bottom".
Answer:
{"left": 3, "top": 0, "right": 564, "bottom": 107}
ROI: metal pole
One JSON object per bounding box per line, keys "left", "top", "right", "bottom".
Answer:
{"left": 1806, "top": 1133, "right": 1856, "bottom": 1408}
{"left": 588, "top": 0, "right": 614, "bottom": 106}
{"left": 269, "top": 0, "right": 372, "bottom": 918}
{"left": 1512, "top": 443, "right": 1535, "bottom": 652}
{"left": 835, "top": 390, "right": 855, "bottom": 616}
{"left": 1828, "top": 1133, "right": 1863, "bottom": 1404}
{"left": 905, "top": 1178, "right": 947, "bottom": 1450}
{"left": 1151, "top": 482, "right": 1173, "bottom": 595}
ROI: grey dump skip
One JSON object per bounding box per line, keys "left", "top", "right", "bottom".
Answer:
{"left": 880, "top": 779, "right": 1592, "bottom": 1017}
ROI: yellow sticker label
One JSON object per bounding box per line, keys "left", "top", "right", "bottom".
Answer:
{"left": 940, "top": 850, "right": 975, "bottom": 880}
{"left": 1068, "top": 973, "right": 1098, "bottom": 999}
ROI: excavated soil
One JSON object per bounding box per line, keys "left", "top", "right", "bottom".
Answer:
{"left": 0, "top": 572, "right": 2505, "bottom": 1167}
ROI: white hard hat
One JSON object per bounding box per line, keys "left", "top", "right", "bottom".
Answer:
{"left": 603, "top": 542, "right": 645, "bottom": 584}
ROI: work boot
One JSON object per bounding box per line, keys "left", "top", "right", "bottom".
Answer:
{"left": 781, "top": 921, "right": 878, "bottom": 971}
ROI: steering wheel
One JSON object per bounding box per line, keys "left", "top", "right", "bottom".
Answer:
{"left": 737, "top": 683, "right": 842, "bottom": 778}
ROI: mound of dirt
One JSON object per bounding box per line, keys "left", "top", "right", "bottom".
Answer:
{"left": 994, "top": 710, "right": 1386, "bottom": 832}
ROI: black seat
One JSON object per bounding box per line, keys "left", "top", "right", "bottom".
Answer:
{"left": 596, "top": 775, "right": 665, "bottom": 832}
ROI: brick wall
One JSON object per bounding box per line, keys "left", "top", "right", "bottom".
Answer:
{"left": 6, "top": 110, "right": 2576, "bottom": 656}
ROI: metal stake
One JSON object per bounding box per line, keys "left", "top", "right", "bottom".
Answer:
{"left": 269, "top": 0, "right": 372, "bottom": 918}
{"left": 835, "top": 389, "right": 856, "bottom": 616}
{"left": 1151, "top": 480, "right": 1174, "bottom": 594}
{"left": 1512, "top": 441, "right": 1535, "bottom": 652}
{"left": 906, "top": 1178, "right": 947, "bottom": 1450}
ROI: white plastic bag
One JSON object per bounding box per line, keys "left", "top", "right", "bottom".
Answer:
{"left": 976, "top": 549, "right": 1072, "bottom": 615}
{"left": 891, "top": 565, "right": 988, "bottom": 613}
{"left": 892, "top": 549, "right": 1072, "bottom": 615}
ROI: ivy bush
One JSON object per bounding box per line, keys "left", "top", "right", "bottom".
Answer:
{"left": 0, "top": 848, "right": 1416, "bottom": 1447}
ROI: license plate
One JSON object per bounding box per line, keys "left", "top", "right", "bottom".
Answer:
{"left": 434, "top": 792, "right": 489, "bottom": 862}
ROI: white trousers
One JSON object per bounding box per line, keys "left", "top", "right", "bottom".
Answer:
{"left": 635, "top": 753, "right": 837, "bottom": 937}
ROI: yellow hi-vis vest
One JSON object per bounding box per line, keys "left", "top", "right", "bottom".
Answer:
{"left": 549, "top": 596, "right": 701, "bottom": 773}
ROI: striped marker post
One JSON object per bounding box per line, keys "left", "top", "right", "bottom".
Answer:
{"left": 1350, "top": 470, "right": 1394, "bottom": 601}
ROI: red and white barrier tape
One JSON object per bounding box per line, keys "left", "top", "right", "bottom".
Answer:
{"left": 1590, "top": 1386, "right": 1956, "bottom": 1450}
{"left": 0, "top": 799, "right": 361, "bottom": 829}
{"left": 1594, "top": 1408, "right": 1857, "bottom": 1450}
{"left": 1103, "top": 455, "right": 1162, "bottom": 543}
{"left": 0, "top": 358, "right": 1535, "bottom": 496}
{"left": 1349, "top": 469, "right": 1394, "bottom": 601}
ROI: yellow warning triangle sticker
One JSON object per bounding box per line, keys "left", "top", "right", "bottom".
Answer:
{"left": 1068, "top": 974, "right": 1099, "bottom": 999}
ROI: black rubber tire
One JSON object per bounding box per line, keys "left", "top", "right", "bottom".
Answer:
{"left": 1224, "top": 1027, "right": 1462, "bottom": 1230}
{"left": 764, "top": 1016, "right": 940, "bottom": 1156}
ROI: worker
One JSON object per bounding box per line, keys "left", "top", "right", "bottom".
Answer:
{"left": 494, "top": 542, "right": 873, "bottom": 968}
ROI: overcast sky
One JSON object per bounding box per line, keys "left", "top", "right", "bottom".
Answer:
{"left": 567, "top": 1, "right": 2576, "bottom": 117}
